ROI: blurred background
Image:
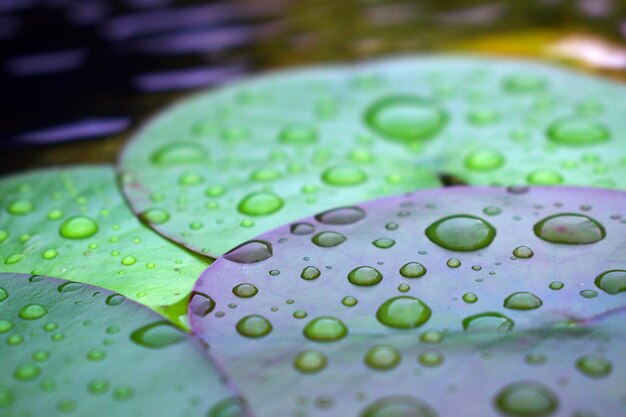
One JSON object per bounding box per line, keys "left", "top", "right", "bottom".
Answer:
{"left": 1, "top": 0, "right": 625, "bottom": 175}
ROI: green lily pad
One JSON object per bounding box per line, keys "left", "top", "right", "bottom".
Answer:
{"left": 0, "top": 273, "right": 242, "bottom": 416}
{"left": 190, "top": 186, "right": 626, "bottom": 417}
{"left": 121, "top": 56, "right": 626, "bottom": 256}
{"left": 0, "top": 166, "right": 210, "bottom": 325}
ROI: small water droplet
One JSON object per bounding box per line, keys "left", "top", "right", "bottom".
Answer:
{"left": 576, "top": 355, "right": 612, "bottom": 378}
{"left": 364, "top": 345, "right": 401, "bottom": 370}
{"left": 348, "top": 266, "right": 383, "bottom": 286}
{"left": 399, "top": 262, "right": 427, "bottom": 278}
{"left": 462, "top": 292, "right": 478, "bottom": 303}
{"left": 236, "top": 315, "right": 272, "bottom": 338}
{"left": 504, "top": 292, "right": 543, "bottom": 310}
{"left": 290, "top": 222, "right": 315, "bottom": 235}
{"left": 547, "top": 117, "right": 609, "bottom": 146}
{"left": 465, "top": 149, "right": 505, "bottom": 171}
{"left": 321, "top": 166, "right": 367, "bottom": 186}
{"left": 301, "top": 266, "right": 321, "bottom": 281}
{"left": 315, "top": 207, "right": 365, "bottom": 225}
{"left": 14, "top": 363, "right": 41, "bottom": 381}
{"left": 224, "top": 240, "right": 272, "bottom": 263}
{"left": 232, "top": 283, "right": 258, "bottom": 298}
{"left": 293, "top": 350, "right": 327, "bottom": 374}
{"left": 311, "top": 232, "right": 346, "bottom": 248}
{"left": 463, "top": 312, "right": 514, "bottom": 332}
{"left": 512, "top": 246, "right": 534, "bottom": 258}
{"left": 418, "top": 350, "right": 444, "bottom": 367}
{"left": 342, "top": 296, "right": 358, "bottom": 307}
{"left": 237, "top": 191, "right": 284, "bottom": 216}
{"left": 495, "top": 381, "right": 558, "bottom": 417}
{"left": 18, "top": 304, "right": 47, "bottom": 320}
{"left": 151, "top": 142, "right": 207, "bottom": 165}
{"left": 141, "top": 208, "right": 170, "bottom": 225}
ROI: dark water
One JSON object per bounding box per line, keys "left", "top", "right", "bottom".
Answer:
{"left": 0, "top": 0, "right": 624, "bottom": 174}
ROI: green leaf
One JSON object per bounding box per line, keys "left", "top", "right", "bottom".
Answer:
{"left": 121, "top": 56, "right": 626, "bottom": 257}
{"left": 0, "top": 166, "right": 210, "bottom": 326}
{"left": 190, "top": 186, "right": 626, "bottom": 417}
{"left": 0, "top": 273, "right": 243, "bottom": 416}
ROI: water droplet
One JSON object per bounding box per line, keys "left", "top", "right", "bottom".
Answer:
{"left": 315, "top": 207, "right": 365, "bottom": 225}
{"left": 376, "top": 296, "right": 431, "bottom": 329}
{"left": 86, "top": 348, "right": 106, "bottom": 362}
{"left": 467, "top": 108, "right": 499, "bottom": 125}
{"left": 105, "top": 294, "right": 125, "bottom": 306}
{"left": 290, "top": 222, "right": 315, "bottom": 235}
{"left": 495, "top": 381, "right": 558, "bottom": 417}
{"left": 0, "top": 320, "right": 13, "bottom": 333}
{"left": 151, "top": 142, "right": 207, "bottom": 165}
{"left": 232, "top": 283, "right": 258, "bottom": 298}
{"left": 512, "top": 246, "right": 534, "bottom": 258}
{"left": 224, "top": 240, "right": 272, "bottom": 263}
{"left": 303, "top": 316, "right": 348, "bottom": 342}
{"left": 534, "top": 213, "right": 605, "bottom": 244}
{"left": 321, "top": 166, "right": 367, "bottom": 186}
{"left": 59, "top": 216, "right": 99, "bottom": 239}
{"left": 301, "top": 266, "right": 321, "bottom": 281}
{"left": 465, "top": 149, "right": 505, "bottom": 171}
{"left": 42, "top": 248, "right": 58, "bottom": 260}
{"left": 14, "top": 363, "right": 41, "bottom": 381}
{"left": 293, "top": 310, "right": 307, "bottom": 319}
{"left": 360, "top": 396, "right": 437, "bottom": 417}
{"left": 178, "top": 172, "right": 204, "bottom": 186}
{"left": 311, "top": 232, "right": 346, "bottom": 248}
{"left": 364, "top": 345, "right": 401, "bottom": 370}
{"left": 400, "top": 262, "right": 426, "bottom": 278}
{"left": 121, "top": 255, "right": 137, "bottom": 266}
{"left": 446, "top": 258, "right": 461, "bottom": 268}
{"left": 580, "top": 289, "right": 598, "bottom": 299}
{"left": 112, "top": 384, "right": 134, "bottom": 401}
{"left": 236, "top": 315, "right": 272, "bottom": 338}
{"left": 293, "top": 350, "right": 327, "bottom": 374}
{"left": 463, "top": 312, "right": 514, "bottom": 332}
{"left": 32, "top": 350, "right": 50, "bottom": 362}
{"left": 0, "top": 387, "right": 14, "bottom": 408}
{"left": 189, "top": 292, "right": 215, "bottom": 317}
{"left": 7, "top": 200, "right": 35, "bottom": 215}
{"left": 342, "top": 296, "right": 358, "bottom": 307}
{"left": 141, "top": 208, "right": 170, "bottom": 225}
{"left": 0, "top": 288, "right": 7, "bottom": 302}
{"left": 594, "top": 270, "right": 626, "bottom": 294}
{"left": 525, "top": 353, "right": 547, "bottom": 366}
{"left": 462, "top": 292, "right": 478, "bottom": 303}
{"left": 418, "top": 350, "right": 444, "bottom": 367}
{"left": 130, "top": 321, "right": 185, "bottom": 348}
{"left": 365, "top": 96, "right": 448, "bottom": 143}
{"left": 426, "top": 215, "right": 496, "bottom": 251}
{"left": 87, "top": 378, "right": 110, "bottom": 395}
{"left": 483, "top": 206, "right": 502, "bottom": 216}
{"left": 279, "top": 124, "right": 317, "bottom": 144}
{"left": 19, "top": 304, "right": 48, "bottom": 320}
{"left": 549, "top": 281, "right": 564, "bottom": 290}
{"left": 504, "top": 292, "right": 543, "bottom": 310}
{"left": 4, "top": 254, "right": 24, "bottom": 265}
{"left": 372, "top": 238, "right": 395, "bottom": 249}
{"left": 503, "top": 75, "right": 546, "bottom": 93}
{"left": 420, "top": 330, "right": 443, "bottom": 344}
{"left": 237, "top": 191, "right": 284, "bottom": 216}
{"left": 527, "top": 170, "right": 563, "bottom": 185}
{"left": 547, "top": 117, "right": 609, "bottom": 146}
{"left": 348, "top": 266, "right": 383, "bottom": 286}
{"left": 576, "top": 354, "right": 612, "bottom": 378}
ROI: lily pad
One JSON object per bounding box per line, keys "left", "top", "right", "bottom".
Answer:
{"left": 0, "top": 273, "right": 242, "bottom": 416}
{"left": 0, "top": 166, "right": 210, "bottom": 325}
{"left": 120, "top": 55, "right": 626, "bottom": 257}
{"left": 190, "top": 186, "right": 626, "bottom": 417}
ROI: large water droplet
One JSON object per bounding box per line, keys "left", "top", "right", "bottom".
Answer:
{"left": 59, "top": 216, "right": 99, "bottom": 239}
{"left": 315, "top": 207, "right": 365, "bottom": 225}
{"left": 360, "top": 396, "right": 437, "bottom": 417}
{"left": 189, "top": 292, "right": 215, "bottom": 317}
{"left": 547, "top": 117, "right": 609, "bottom": 146}
{"left": 533, "top": 214, "right": 605, "bottom": 244}
{"left": 150, "top": 142, "right": 208, "bottom": 165}
{"left": 224, "top": 241, "right": 272, "bottom": 263}
{"left": 14, "top": 363, "right": 41, "bottom": 382}
{"left": 130, "top": 321, "right": 185, "bottom": 348}
{"left": 364, "top": 345, "right": 401, "bottom": 371}
{"left": 365, "top": 96, "right": 448, "bottom": 143}
{"left": 376, "top": 296, "right": 431, "bottom": 329}
{"left": 236, "top": 315, "right": 272, "bottom": 338}
{"left": 303, "top": 316, "right": 348, "bottom": 342}
{"left": 348, "top": 266, "right": 383, "bottom": 286}
{"left": 237, "top": 191, "right": 284, "bottom": 216}
{"left": 463, "top": 312, "right": 514, "bottom": 332}
{"left": 7, "top": 200, "right": 35, "bottom": 215}
{"left": 594, "top": 270, "right": 626, "bottom": 294}
{"left": 232, "top": 283, "right": 258, "bottom": 298}
{"left": 504, "top": 292, "right": 543, "bottom": 310}
{"left": 426, "top": 215, "right": 496, "bottom": 251}
{"left": 293, "top": 350, "right": 327, "bottom": 374}
{"left": 301, "top": 266, "right": 321, "bottom": 281}
{"left": 495, "top": 381, "right": 558, "bottom": 417}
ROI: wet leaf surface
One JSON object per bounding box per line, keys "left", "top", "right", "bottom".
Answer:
{"left": 191, "top": 186, "right": 626, "bottom": 417}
